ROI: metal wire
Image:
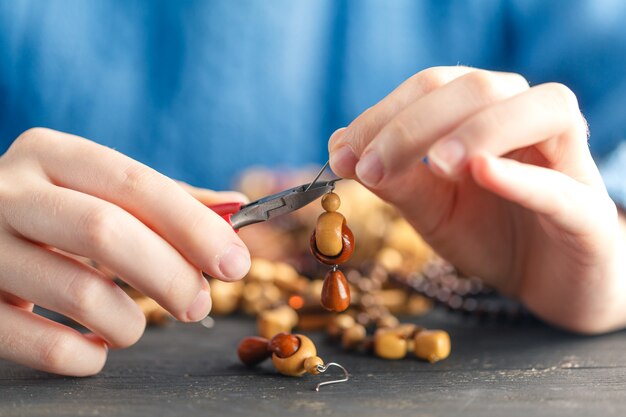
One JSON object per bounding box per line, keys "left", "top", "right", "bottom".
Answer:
{"left": 314, "top": 362, "right": 350, "bottom": 392}
{"left": 304, "top": 160, "right": 330, "bottom": 192}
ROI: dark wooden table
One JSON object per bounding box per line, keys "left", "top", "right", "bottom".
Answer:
{"left": 1, "top": 308, "right": 626, "bottom": 417}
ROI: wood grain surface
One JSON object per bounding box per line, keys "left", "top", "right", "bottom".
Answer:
{"left": 1, "top": 309, "right": 625, "bottom": 417}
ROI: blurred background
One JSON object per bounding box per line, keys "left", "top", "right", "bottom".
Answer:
{"left": 1, "top": 0, "right": 625, "bottom": 191}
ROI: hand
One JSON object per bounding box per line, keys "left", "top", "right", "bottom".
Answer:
{"left": 0, "top": 128, "right": 251, "bottom": 375}
{"left": 329, "top": 66, "right": 626, "bottom": 334}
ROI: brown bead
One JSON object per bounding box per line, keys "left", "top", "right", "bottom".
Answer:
{"left": 413, "top": 330, "right": 451, "bottom": 363}
{"left": 272, "top": 334, "right": 317, "bottom": 376}
{"left": 320, "top": 269, "right": 351, "bottom": 312}
{"left": 321, "top": 192, "right": 341, "bottom": 212}
{"left": 268, "top": 333, "right": 300, "bottom": 359}
{"left": 237, "top": 336, "right": 271, "bottom": 367}
{"left": 310, "top": 223, "right": 355, "bottom": 266}
{"left": 304, "top": 356, "right": 324, "bottom": 375}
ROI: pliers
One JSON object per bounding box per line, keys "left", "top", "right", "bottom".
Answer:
{"left": 208, "top": 179, "right": 341, "bottom": 231}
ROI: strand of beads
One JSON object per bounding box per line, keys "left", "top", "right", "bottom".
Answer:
{"left": 309, "top": 192, "right": 355, "bottom": 312}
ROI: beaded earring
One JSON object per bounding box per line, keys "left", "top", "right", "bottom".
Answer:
{"left": 237, "top": 332, "right": 350, "bottom": 391}
{"left": 310, "top": 191, "right": 355, "bottom": 312}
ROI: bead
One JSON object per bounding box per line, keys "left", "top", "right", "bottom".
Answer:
{"left": 315, "top": 212, "right": 345, "bottom": 257}
{"left": 237, "top": 336, "right": 271, "bottom": 367}
{"left": 374, "top": 330, "right": 407, "bottom": 360}
{"left": 310, "top": 223, "right": 355, "bottom": 266}
{"left": 209, "top": 279, "right": 244, "bottom": 316}
{"left": 342, "top": 323, "right": 366, "bottom": 350}
{"left": 304, "top": 356, "right": 324, "bottom": 375}
{"left": 320, "top": 269, "right": 351, "bottom": 312}
{"left": 327, "top": 313, "right": 356, "bottom": 338}
{"left": 272, "top": 334, "right": 317, "bottom": 376}
{"left": 269, "top": 332, "right": 300, "bottom": 358}
{"left": 321, "top": 192, "right": 341, "bottom": 212}
{"left": 257, "top": 305, "right": 299, "bottom": 339}
{"left": 413, "top": 330, "right": 451, "bottom": 363}
{"left": 376, "top": 314, "right": 400, "bottom": 329}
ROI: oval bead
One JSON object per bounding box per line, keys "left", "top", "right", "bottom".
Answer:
{"left": 310, "top": 223, "right": 355, "bottom": 266}
{"left": 320, "top": 269, "right": 351, "bottom": 312}
{"left": 237, "top": 336, "right": 271, "bottom": 367}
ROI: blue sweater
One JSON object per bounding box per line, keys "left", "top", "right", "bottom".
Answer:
{"left": 1, "top": 0, "right": 625, "bottom": 205}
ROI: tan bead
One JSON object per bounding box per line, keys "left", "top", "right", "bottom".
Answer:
{"left": 304, "top": 356, "right": 324, "bottom": 375}
{"left": 209, "top": 279, "right": 244, "bottom": 315}
{"left": 247, "top": 258, "right": 276, "bottom": 282}
{"left": 257, "top": 305, "right": 299, "bottom": 339}
{"left": 326, "top": 313, "right": 356, "bottom": 338}
{"left": 315, "top": 212, "right": 345, "bottom": 257}
{"left": 135, "top": 296, "right": 171, "bottom": 326}
{"left": 342, "top": 323, "right": 366, "bottom": 350}
{"left": 374, "top": 329, "right": 407, "bottom": 360}
{"left": 272, "top": 334, "right": 317, "bottom": 376}
{"left": 321, "top": 192, "right": 341, "bottom": 212}
{"left": 413, "top": 330, "right": 451, "bottom": 363}
{"left": 376, "top": 314, "right": 400, "bottom": 329}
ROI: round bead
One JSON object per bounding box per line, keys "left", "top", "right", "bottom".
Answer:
{"left": 272, "top": 334, "right": 317, "bottom": 376}
{"left": 413, "top": 330, "right": 451, "bottom": 363}
{"left": 268, "top": 333, "right": 300, "bottom": 358}
{"left": 321, "top": 192, "right": 341, "bottom": 212}
{"left": 327, "top": 313, "right": 356, "bottom": 338}
{"left": 304, "top": 356, "right": 324, "bottom": 375}
{"left": 310, "top": 223, "right": 355, "bottom": 266}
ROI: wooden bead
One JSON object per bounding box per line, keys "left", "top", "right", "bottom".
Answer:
{"left": 374, "top": 330, "right": 407, "bottom": 360}
{"left": 272, "top": 334, "right": 317, "bottom": 376}
{"left": 413, "top": 330, "right": 451, "bottom": 363}
{"left": 268, "top": 333, "right": 300, "bottom": 359}
{"left": 237, "top": 336, "right": 271, "bottom": 367}
{"left": 315, "top": 212, "right": 345, "bottom": 257}
{"left": 320, "top": 269, "right": 351, "bottom": 312}
{"left": 257, "top": 305, "right": 299, "bottom": 339}
{"left": 326, "top": 313, "right": 356, "bottom": 338}
{"left": 342, "top": 323, "right": 366, "bottom": 350}
{"left": 304, "top": 356, "right": 324, "bottom": 375}
{"left": 310, "top": 223, "right": 355, "bottom": 266}
{"left": 321, "top": 192, "right": 341, "bottom": 212}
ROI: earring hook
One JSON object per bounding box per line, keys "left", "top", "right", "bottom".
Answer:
{"left": 314, "top": 362, "right": 350, "bottom": 392}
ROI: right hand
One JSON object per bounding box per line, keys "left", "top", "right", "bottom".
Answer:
{"left": 0, "top": 128, "right": 251, "bottom": 376}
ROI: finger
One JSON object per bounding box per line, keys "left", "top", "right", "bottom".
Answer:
{"left": 329, "top": 66, "right": 478, "bottom": 177}
{"left": 14, "top": 128, "right": 250, "bottom": 281}
{"left": 176, "top": 181, "right": 250, "bottom": 206}
{"left": 0, "top": 302, "right": 107, "bottom": 376}
{"left": 353, "top": 70, "right": 530, "bottom": 188}
{"left": 0, "top": 234, "right": 145, "bottom": 348}
{"left": 428, "top": 83, "right": 599, "bottom": 184}
{"left": 2, "top": 182, "right": 212, "bottom": 322}
{"left": 470, "top": 153, "right": 613, "bottom": 235}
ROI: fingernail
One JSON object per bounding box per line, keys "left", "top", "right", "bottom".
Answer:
{"left": 329, "top": 145, "right": 358, "bottom": 177}
{"left": 218, "top": 244, "right": 251, "bottom": 280}
{"left": 428, "top": 138, "right": 466, "bottom": 175}
{"left": 186, "top": 289, "right": 212, "bottom": 321}
{"left": 355, "top": 151, "right": 384, "bottom": 187}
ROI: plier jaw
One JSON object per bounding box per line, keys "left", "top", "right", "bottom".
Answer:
{"left": 209, "top": 179, "right": 341, "bottom": 230}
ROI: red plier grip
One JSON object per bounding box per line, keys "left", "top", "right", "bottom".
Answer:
{"left": 208, "top": 202, "right": 243, "bottom": 230}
